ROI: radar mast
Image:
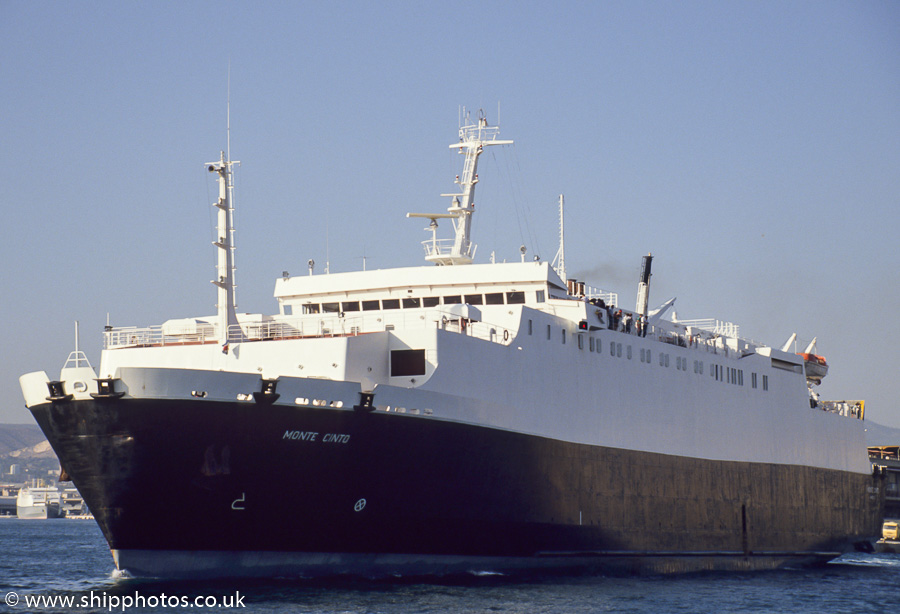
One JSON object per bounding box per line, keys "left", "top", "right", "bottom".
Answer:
{"left": 408, "top": 110, "right": 513, "bottom": 265}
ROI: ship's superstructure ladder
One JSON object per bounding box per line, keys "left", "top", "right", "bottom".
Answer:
{"left": 408, "top": 110, "right": 513, "bottom": 265}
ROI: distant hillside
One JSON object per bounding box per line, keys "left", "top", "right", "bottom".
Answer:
{"left": 0, "top": 423, "right": 44, "bottom": 456}
{"left": 8, "top": 439, "right": 56, "bottom": 460}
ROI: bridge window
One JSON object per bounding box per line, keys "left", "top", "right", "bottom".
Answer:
{"left": 402, "top": 297, "right": 421, "bottom": 309}
{"left": 485, "top": 293, "right": 504, "bottom": 305}
{"left": 362, "top": 300, "right": 380, "bottom": 311}
{"left": 422, "top": 296, "right": 440, "bottom": 307}
{"left": 443, "top": 295, "right": 462, "bottom": 304}
{"left": 322, "top": 302, "right": 340, "bottom": 313}
{"left": 506, "top": 291, "right": 525, "bottom": 304}
{"left": 342, "top": 301, "right": 360, "bottom": 312}
{"left": 464, "top": 294, "right": 483, "bottom": 305}
{"left": 382, "top": 299, "right": 400, "bottom": 310}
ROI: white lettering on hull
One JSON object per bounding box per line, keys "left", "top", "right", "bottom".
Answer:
{"left": 282, "top": 430, "right": 350, "bottom": 444}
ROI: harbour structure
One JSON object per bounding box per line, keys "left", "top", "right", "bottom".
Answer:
{"left": 20, "top": 112, "right": 883, "bottom": 577}
{"left": 869, "top": 445, "right": 900, "bottom": 520}
{"left": 0, "top": 485, "right": 19, "bottom": 516}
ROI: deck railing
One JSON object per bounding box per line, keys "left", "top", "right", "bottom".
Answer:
{"left": 103, "top": 309, "right": 515, "bottom": 350}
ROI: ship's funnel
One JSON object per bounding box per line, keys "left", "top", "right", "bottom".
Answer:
{"left": 635, "top": 253, "right": 653, "bottom": 318}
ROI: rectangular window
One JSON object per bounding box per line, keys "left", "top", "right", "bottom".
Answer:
{"left": 322, "top": 302, "right": 340, "bottom": 313}
{"left": 752, "top": 373, "right": 758, "bottom": 389}
{"left": 382, "top": 299, "right": 400, "bottom": 310}
{"left": 464, "top": 294, "right": 483, "bottom": 305}
{"left": 547, "top": 324, "right": 552, "bottom": 340}
{"left": 578, "top": 334, "right": 584, "bottom": 350}
{"left": 390, "top": 349, "right": 426, "bottom": 377}
{"left": 443, "top": 295, "right": 462, "bottom": 304}
{"left": 611, "top": 342, "right": 616, "bottom": 357}
{"left": 341, "top": 301, "right": 360, "bottom": 312}
{"left": 362, "top": 300, "right": 380, "bottom": 311}
{"left": 562, "top": 329, "right": 566, "bottom": 345}
{"left": 536, "top": 290, "right": 546, "bottom": 303}
{"left": 422, "top": 296, "right": 440, "bottom": 307}
{"left": 284, "top": 304, "right": 293, "bottom": 316}
{"left": 528, "top": 319, "right": 533, "bottom": 335}
{"left": 303, "top": 303, "right": 320, "bottom": 314}
{"left": 506, "top": 291, "right": 525, "bottom": 304}
{"left": 402, "top": 297, "right": 421, "bottom": 309}
{"left": 589, "top": 337, "right": 595, "bottom": 352}
{"left": 484, "top": 292, "right": 504, "bottom": 305}
{"left": 763, "top": 375, "right": 769, "bottom": 391}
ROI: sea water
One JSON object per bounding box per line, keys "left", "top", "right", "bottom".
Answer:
{"left": 0, "top": 517, "right": 896, "bottom": 613}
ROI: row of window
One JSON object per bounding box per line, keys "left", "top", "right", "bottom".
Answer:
{"left": 528, "top": 319, "right": 770, "bottom": 390}
{"left": 292, "top": 290, "right": 537, "bottom": 315}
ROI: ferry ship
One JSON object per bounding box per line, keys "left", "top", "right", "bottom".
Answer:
{"left": 16, "top": 486, "right": 62, "bottom": 520}
{"left": 20, "top": 112, "right": 883, "bottom": 577}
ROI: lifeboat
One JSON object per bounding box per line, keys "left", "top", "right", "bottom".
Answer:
{"left": 799, "top": 352, "right": 828, "bottom": 384}
{"left": 790, "top": 336, "right": 828, "bottom": 384}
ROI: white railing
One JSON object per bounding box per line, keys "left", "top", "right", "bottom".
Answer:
{"left": 103, "top": 326, "right": 216, "bottom": 348}
{"left": 422, "top": 238, "right": 475, "bottom": 260}
{"left": 676, "top": 318, "right": 740, "bottom": 339}
{"left": 104, "top": 309, "right": 515, "bottom": 350}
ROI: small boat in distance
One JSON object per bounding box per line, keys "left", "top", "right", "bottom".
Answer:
{"left": 16, "top": 487, "right": 62, "bottom": 520}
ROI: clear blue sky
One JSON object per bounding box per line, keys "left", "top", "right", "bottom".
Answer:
{"left": 2, "top": 1, "right": 899, "bottom": 426}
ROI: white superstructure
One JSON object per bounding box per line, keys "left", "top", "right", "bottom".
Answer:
{"left": 21, "top": 112, "right": 867, "bottom": 476}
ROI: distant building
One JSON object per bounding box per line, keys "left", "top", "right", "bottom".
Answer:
{"left": 870, "top": 446, "right": 900, "bottom": 519}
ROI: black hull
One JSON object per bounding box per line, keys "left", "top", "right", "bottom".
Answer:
{"left": 30, "top": 398, "right": 883, "bottom": 578}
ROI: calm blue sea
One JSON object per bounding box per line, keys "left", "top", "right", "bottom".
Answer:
{"left": 0, "top": 518, "right": 896, "bottom": 613}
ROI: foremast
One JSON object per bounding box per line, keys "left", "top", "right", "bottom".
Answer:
{"left": 207, "top": 151, "right": 240, "bottom": 344}
{"left": 408, "top": 111, "right": 512, "bottom": 265}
